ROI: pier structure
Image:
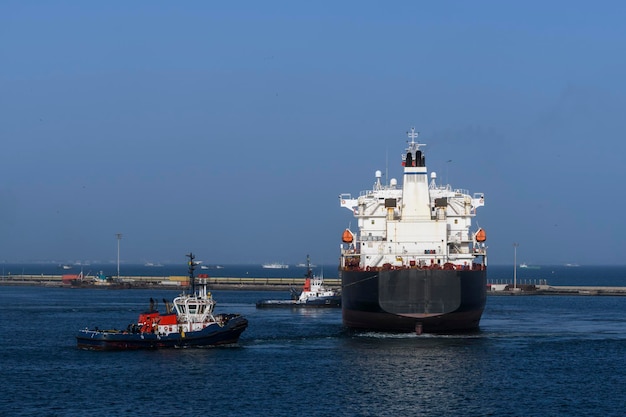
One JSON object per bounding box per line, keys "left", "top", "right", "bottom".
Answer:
{"left": 2, "top": 274, "right": 626, "bottom": 295}
{"left": 0, "top": 273, "right": 340, "bottom": 291}
{"left": 487, "top": 279, "right": 626, "bottom": 296}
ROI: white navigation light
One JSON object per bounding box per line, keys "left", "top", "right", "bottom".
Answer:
{"left": 431, "top": 172, "right": 437, "bottom": 179}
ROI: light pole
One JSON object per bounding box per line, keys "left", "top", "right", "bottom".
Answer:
{"left": 116, "top": 233, "right": 122, "bottom": 280}
{"left": 513, "top": 242, "right": 519, "bottom": 290}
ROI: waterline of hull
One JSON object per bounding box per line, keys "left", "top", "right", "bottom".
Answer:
{"left": 76, "top": 317, "right": 248, "bottom": 350}
{"left": 341, "top": 268, "right": 486, "bottom": 333}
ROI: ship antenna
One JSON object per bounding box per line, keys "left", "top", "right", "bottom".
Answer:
{"left": 405, "top": 126, "right": 426, "bottom": 154}
{"left": 385, "top": 147, "right": 389, "bottom": 187}
{"left": 306, "top": 254, "right": 312, "bottom": 279}
{"left": 187, "top": 252, "right": 196, "bottom": 295}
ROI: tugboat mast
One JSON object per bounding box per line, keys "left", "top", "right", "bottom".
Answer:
{"left": 187, "top": 252, "right": 196, "bottom": 294}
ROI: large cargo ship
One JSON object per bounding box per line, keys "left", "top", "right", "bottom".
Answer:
{"left": 338, "top": 128, "right": 487, "bottom": 333}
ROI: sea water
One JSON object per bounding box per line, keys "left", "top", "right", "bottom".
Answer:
{"left": 1, "top": 265, "right": 626, "bottom": 416}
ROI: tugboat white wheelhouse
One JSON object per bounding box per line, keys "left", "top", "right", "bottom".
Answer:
{"left": 338, "top": 128, "right": 487, "bottom": 333}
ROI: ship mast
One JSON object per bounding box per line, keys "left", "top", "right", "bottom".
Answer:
{"left": 187, "top": 252, "right": 196, "bottom": 295}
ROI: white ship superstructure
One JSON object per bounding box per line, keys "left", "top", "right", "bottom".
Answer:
{"left": 339, "top": 127, "right": 486, "bottom": 271}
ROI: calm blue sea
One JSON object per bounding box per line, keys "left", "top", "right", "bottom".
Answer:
{"left": 1, "top": 265, "right": 626, "bottom": 416}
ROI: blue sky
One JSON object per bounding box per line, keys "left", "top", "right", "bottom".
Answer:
{"left": 1, "top": 1, "right": 625, "bottom": 265}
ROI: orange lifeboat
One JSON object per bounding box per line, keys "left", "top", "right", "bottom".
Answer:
{"left": 342, "top": 229, "right": 353, "bottom": 243}
{"left": 475, "top": 228, "right": 486, "bottom": 242}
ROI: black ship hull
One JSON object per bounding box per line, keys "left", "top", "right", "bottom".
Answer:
{"left": 341, "top": 268, "right": 486, "bottom": 333}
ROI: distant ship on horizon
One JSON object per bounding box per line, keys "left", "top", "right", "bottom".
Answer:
{"left": 262, "top": 262, "right": 289, "bottom": 269}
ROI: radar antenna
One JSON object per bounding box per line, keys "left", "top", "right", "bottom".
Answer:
{"left": 405, "top": 126, "right": 426, "bottom": 153}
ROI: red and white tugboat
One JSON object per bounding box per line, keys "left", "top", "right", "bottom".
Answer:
{"left": 76, "top": 253, "right": 248, "bottom": 350}
{"left": 256, "top": 255, "right": 341, "bottom": 308}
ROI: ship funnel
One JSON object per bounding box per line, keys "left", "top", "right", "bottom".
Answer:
{"left": 416, "top": 150, "right": 424, "bottom": 167}
{"left": 405, "top": 152, "right": 413, "bottom": 167}
{"left": 401, "top": 139, "right": 430, "bottom": 219}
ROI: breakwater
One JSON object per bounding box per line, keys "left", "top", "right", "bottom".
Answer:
{"left": 489, "top": 284, "right": 626, "bottom": 296}
{"left": 0, "top": 274, "right": 340, "bottom": 291}
{"left": 2, "top": 274, "right": 626, "bottom": 295}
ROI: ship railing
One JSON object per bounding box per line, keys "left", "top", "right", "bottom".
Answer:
{"left": 340, "top": 249, "right": 486, "bottom": 269}
{"left": 340, "top": 262, "right": 486, "bottom": 272}
{"left": 358, "top": 187, "right": 402, "bottom": 197}
{"left": 435, "top": 187, "right": 470, "bottom": 196}
{"left": 356, "top": 186, "right": 472, "bottom": 199}
{"left": 341, "top": 246, "right": 486, "bottom": 257}
{"left": 340, "top": 253, "right": 483, "bottom": 264}
{"left": 359, "top": 235, "right": 384, "bottom": 242}
{"left": 429, "top": 186, "right": 471, "bottom": 197}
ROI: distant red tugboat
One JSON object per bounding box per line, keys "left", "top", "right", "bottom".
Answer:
{"left": 256, "top": 255, "right": 341, "bottom": 308}
{"left": 76, "top": 253, "right": 248, "bottom": 350}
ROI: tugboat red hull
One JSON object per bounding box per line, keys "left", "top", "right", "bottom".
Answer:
{"left": 341, "top": 268, "right": 486, "bottom": 333}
